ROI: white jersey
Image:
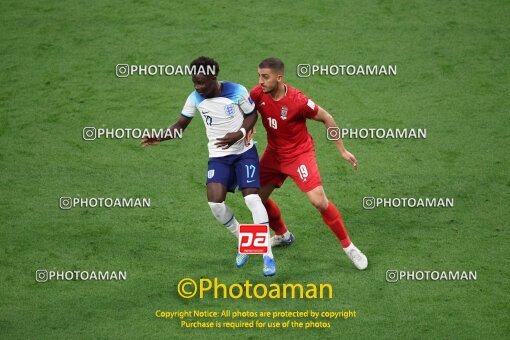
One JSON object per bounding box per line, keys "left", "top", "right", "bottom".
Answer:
{"left": 181, "top": 81, "right": 256, "bottom": 158}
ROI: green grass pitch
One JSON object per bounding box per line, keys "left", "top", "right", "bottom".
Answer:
{"left": 1, "top": 0, "right": 508, "bottom": 339}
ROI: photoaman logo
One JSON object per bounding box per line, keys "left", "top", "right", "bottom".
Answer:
{"left": 177, "top": 278, "right": 333, "bottom": 299}
{"left": 385, "top": 270, "right": 477, "bottom": 282}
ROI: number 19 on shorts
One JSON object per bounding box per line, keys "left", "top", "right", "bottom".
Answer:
{"left": 297, "top": 164, "right": 308, "bottom": 182}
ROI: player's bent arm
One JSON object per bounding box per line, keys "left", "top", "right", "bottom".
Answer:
{"left": 241, "top": 110, "right": 258, "bottom": 135}
{"left": 215, "top": 111, "right": 257, "bottom": 149}
{"left": 312, "top": 107, "right": 347, "bottom": 152}
{"left": 243, "top": 111, "right": 257, "bottom": 145}
{"left": 312, "top": 107, "right": 358, "bottom": 170}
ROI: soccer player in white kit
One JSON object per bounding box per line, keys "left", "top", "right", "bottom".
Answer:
{"left": 141, "top": 56, "right": 276, "bottom": 276}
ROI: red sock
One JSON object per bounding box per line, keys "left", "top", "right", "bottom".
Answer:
{"left": 320, "top": 202, "right": 351, "bottom": 248}
{"left": 264, "top": 198, "right": 288, "bottom": 235}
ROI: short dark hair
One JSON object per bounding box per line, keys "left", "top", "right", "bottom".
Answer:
{"left": 259, "top": 57, "right": 284, "bottom": 74}
{"left": 190, "top": 56, "right": 219, "bottom": 77}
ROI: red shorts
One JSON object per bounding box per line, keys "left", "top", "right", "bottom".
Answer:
{"left": 260, "top": 149, "right": 322, "bottom": 192}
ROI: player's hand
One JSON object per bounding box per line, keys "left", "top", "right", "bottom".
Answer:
{"left": 215, "top": 131, "right": 243, "bottom": 149}
{"left": 141, "top": 135, "right": 161, "bottom": 147}
{"left": 245, "top": 127, "right": 255, "bottom": 146}
{"left": 341, "top": 150, "right": 358, "bottom": 171}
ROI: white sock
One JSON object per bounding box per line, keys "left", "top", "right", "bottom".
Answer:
{"left": 208, "top": 201, "right": 239, "bottom": 238}
{"left": 244, "top": 194, "right": 273, "bottom": 258}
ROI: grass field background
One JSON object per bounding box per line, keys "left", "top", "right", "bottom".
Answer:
{"left": 1, "top": 0, "right": 508, "bottom": 338}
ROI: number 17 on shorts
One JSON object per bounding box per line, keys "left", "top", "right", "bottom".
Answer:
{"left": 238, "top": 224, "right": 269, "bottom": 254}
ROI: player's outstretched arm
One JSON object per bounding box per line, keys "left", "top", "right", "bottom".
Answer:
{"left": 215, "top": 112, "right": 258, "bottom": 149}
{"left": 312, "top": 107, "right": 358, "bottom": 171}
{"left": 141, "top": 116, "right": 192, "bottom": 147}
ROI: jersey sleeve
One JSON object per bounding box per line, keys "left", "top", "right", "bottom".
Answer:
{"left": 297, "top": 91, "right": 320, "bottom": 119}
{"left": 249, "top": 85, "right": 263, "bottom": 110}
{"left": 180, "top": 92, "right": 197, "bottom": 118}
{"left": 236, "top": 85, "right": 256, "bottom": 114}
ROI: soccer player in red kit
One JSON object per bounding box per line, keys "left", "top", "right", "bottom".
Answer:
{"left": 248, "top": 57, "right": 368, "bottom": 270}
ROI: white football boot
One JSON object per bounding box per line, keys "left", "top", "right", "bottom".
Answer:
{"left": 344, "top": 243, "right": 368, "bottom": 270}
{"left": 270, "top": 232, "right": 295, "bottom": 247}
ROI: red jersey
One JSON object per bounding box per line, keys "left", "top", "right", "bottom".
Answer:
{"left": 250, "top": 84, "right": 319, "bottom": 159}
